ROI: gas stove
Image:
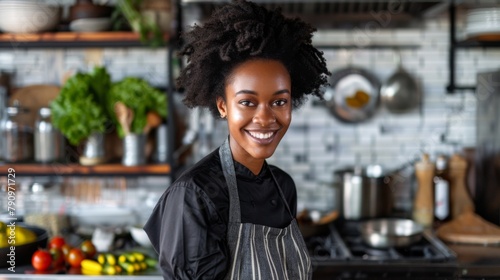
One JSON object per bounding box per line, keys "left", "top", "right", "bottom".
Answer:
{"left": 307, "top": 221, "right": 459, "bottom": 279}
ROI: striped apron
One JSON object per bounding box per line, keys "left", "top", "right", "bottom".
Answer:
{"left": 219, "top": 139, "right": 312, "bottom": 280}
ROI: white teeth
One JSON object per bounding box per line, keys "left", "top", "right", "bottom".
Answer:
{"left": 249, "top": 131, "right": 274, "bottom": 139}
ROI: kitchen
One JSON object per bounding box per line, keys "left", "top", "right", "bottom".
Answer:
{"left": 1, "top": 0, "right": 500, "bottom": 279}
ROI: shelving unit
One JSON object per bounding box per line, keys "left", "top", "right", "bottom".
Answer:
{"left": 447, "top": 1, "right": 500, "bottom": 93}
{"left": 0, "top": 30, "right": 177, "bottom": 179}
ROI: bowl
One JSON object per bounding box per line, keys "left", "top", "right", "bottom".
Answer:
{"left": 70, "top": 18, "right": 112, "bottom": 32}
{"left": 0, "top": 224, "right": 48, "bottom": 268}
{"left": 0, "top": 1, "right": 61, "bottom": 33}
{"left": 130, "top": 226, "right": 153, "bottom": 248}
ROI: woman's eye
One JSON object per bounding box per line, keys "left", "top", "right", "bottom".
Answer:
{"left": 273, "top": 99, "right": 288, "bottom": 106}
{"left": 239, "top": 100, "right": 255, "bottom": 106}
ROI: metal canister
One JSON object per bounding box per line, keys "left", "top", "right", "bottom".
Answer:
{"left": 122, "top": 133, "right": 146, "bottom": 166}
{"left": 153, "top": 124, "right": 168, "bottom": 163}
{"left": 0, "top": 103, "right": 33, "bottom": 162}
{"left": 34, "top": 107, "right": 65, "bottom": 163}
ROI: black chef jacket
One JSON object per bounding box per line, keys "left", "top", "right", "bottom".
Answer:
{"left": 144, "top": 147, "right": 297, "bottom": 280}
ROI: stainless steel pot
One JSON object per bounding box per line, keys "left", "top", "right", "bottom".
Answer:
{"left": 333, "top": 166, "right": 393, "bottom": 220}
{"left": 359, "top": 218, "right": 424, "bottom": 248}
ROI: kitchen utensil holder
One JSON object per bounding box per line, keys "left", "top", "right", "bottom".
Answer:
{"left": 82, "top": 132, "right": 105, "bottom": 159}
{"left": 123, "top": 133, "right": 146, "bottom": 166}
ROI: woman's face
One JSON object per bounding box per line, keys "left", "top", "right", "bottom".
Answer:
{"left": 217, "top": 59, "right": 292, "bottom": 170}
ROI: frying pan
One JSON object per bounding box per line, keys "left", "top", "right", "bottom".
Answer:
{"left": 324, "top": 67, "right": 381, "bottom": 123}
{"left": 359, "top": 218, "right": 424, "bottom": 249}
{"left": 380, "top": 52, "right": 421, "bottom": 114}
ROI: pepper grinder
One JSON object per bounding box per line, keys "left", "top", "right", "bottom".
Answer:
{"left": 449, "top": 153, "right": 475, "bottom": 218}
{"left": 413, "top": 153, "right": 435, "bottom": 227}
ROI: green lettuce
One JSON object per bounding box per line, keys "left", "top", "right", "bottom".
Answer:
{"left": 50, "top": 67, "right": 111, "bottom": 145}
{"left": 108, "top": 77, "right": 167, "bottom": 137}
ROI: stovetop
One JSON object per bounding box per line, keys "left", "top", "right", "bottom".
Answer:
{"left": 306, "top": 221, "right": 457, "bottom": 264}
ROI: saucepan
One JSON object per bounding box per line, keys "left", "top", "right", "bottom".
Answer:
{"left": 359, "top": 218, "right": 424, "bottom": 249}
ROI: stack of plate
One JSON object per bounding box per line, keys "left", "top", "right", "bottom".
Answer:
{"left": 70, "top": 18, "right": 112, "bottom": 32}
{"left": 0, "top": 0, "right": 60, "bottom": 34}
{"left": 465, "top": 7, "right": 500, "bottom": 40}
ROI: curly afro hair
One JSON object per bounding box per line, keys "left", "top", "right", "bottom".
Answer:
{"left": 176, "top": 0, "right": 330, "bottom": 118}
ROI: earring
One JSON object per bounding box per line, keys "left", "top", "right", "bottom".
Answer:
{"left": 220, "top": 114, "right": 226, "bottom": 119}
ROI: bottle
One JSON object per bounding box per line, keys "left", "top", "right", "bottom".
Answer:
{"left": 34, "top": 107, "right": 65, "bottom": 163}
{"left": 434, "top": 155, "right": 451, "bottom": 225}
{"left": 413, "top": 153, "right": 435, "bottom": 228}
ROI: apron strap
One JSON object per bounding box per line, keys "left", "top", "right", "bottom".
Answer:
{"left": 219, "top": 138, "right": 241, "bottom": 223}
{"left": 269, "top": 170, "right": 294, "bottom": 219}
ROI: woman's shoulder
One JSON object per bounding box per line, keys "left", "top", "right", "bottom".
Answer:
{"left": 169, "top": 148, "right": 226, "bottom": 195}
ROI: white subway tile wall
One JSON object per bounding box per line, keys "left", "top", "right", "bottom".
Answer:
{"left": 1, "top": 10, "right": 497, "bottom": 211}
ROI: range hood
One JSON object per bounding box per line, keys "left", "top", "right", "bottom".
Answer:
{"left": 181, "top": 0, "right": 450, "bottom": 28}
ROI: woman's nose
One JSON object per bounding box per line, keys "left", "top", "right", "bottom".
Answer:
{"left": 253, "top": 105, "right": 276, "bottom": 126}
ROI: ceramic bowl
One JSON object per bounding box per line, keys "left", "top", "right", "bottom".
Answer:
{"left": 70, "top": 18, "right": 112, "bottom": 32}
{"left": 0, "top": 1, "right": 60, "bottom": 33}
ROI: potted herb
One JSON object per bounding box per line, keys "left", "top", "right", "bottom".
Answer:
{"left": 50, "top": 66, "right": 111, "bottom": 165}
{"left": 108, "top": 77, "right": 167, "bottom": 165}
{"left": 116, "top": 0, "right": 165, "bottom": 48}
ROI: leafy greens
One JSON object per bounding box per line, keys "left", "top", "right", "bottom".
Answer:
{"left": 50, "top": 66, "right": 111, "bottom": 145}
{"left": 108, "top": 77, "right": 167, "bottom": 137}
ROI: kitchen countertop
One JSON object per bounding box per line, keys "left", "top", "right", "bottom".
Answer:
{"left": 1, "top": 243, "right": 499, "bottom": 279}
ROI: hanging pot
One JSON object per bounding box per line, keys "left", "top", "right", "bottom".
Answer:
{"left": 380, "top": 51, "right": 422, "bottom": 114}
{"left": 324, "top": 67, "right": 381, "bottom": 123}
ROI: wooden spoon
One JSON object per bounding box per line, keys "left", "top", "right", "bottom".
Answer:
{"left": 143, "top": 111, "right": 162, "bottom": 135}
{"left": 114, "top": 101, "right": 130, "bottom": 135}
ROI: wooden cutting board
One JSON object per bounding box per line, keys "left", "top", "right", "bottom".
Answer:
{"left": 9, "top": 84, "right": 61, "bottom": 126}
{"left": 436, "top": 211, "right": 500, "bottom": 246}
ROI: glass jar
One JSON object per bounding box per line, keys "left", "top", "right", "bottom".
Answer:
{"left": 0, "top": 102, "right": 33, "bottom": 162}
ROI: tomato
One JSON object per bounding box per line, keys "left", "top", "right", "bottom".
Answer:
{"left": 49, "top": 236, "right": 66, "bottom": 250}
{"left": 80, "top": 240, "right": 97, "bottom": 259}
{"left": 32, "top": 249, "right": 53, "bottom": 271}
{"left": 50, "top": 247, "right": 65, "bottom": 268}
{"left": 61, "top": 244, "right": 72, "bottom": 262}
{"left": 67, "top": 248, "right": 85, "bottom": 268}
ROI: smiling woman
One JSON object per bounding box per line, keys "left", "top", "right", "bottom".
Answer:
{"left": 217, "top": 59, "right": 292, "bottom": 174}
{"left": 144, "top": 1, "right": 330, "bottom": 279}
